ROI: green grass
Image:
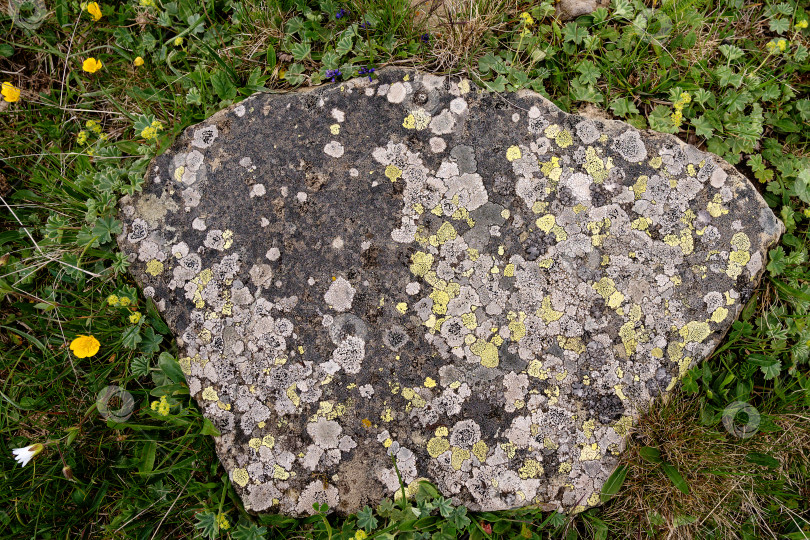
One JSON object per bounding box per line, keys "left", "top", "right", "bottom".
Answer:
{"left": 1, "top": 0, "right": 809, "bottom": 537}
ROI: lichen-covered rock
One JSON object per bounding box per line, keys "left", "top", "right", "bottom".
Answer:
{"left": 556, "top": 0, "right": 610, "bottom": 20}
{"left": 117, "top": 68, "right": 782, "bottom": 516}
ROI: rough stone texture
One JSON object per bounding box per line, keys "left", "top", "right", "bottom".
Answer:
{"left": 117, "top": 68, "right": 782, "bottom": 516}
{"left": 556, "top": 0, "right": 610, "bottom": 20}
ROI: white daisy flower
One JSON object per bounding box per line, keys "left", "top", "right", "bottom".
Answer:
{"left": 12, "top": 443, "right": 44, "bottom": 467}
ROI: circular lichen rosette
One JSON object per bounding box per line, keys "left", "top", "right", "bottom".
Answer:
{"left": 118, "top": 68, "right": 782, "bottom": 516}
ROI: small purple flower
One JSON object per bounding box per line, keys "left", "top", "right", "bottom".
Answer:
{"left": 420, "top": 33, "right": 430, "bottom": 43}
{"left": 335, "top": 8, "right": 349, "bottom": 19}
{"left": 358, "top": 66, "right": 376, "bottom": 81}
{"left": 359, "top": 21, "right": 371, "bottom": 29}
{"left": 326, "top": 69, "right": 343, "bottom": 82}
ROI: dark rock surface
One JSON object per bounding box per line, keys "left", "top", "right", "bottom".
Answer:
{"left": 117, "top": 68, "right": 782, "bottom": 516}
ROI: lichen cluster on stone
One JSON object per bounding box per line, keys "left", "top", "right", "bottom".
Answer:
{"left": 118, "top": 68, "right": 782, "bottom": 516}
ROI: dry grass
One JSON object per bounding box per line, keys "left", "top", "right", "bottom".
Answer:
{"left": 601, "top": 393, "right": 810, "bottom": 539}
{"left": 413, "top": 0, "right": 520, "bottom": 71}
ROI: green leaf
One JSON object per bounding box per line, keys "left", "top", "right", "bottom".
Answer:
{"left": 122, "top": 326, "right": 142, "bottom": 350}
{"left": 140, "top": 326, "right": 163, "bottom": 355}
{"left": 435, "top": 497, "right": 453, "bottom": 518}
{"left": 660, "top": 463, "right": 689, "bottom": 494}
{"left": 158, "top": 352, "right": 185, "bottom": 384}
{"left": 211, "top": 70, "right": 237, "bottom": 101}
{"left": 92, "top": 216, "right": 122, "bottom": 244}
{"left": 231, "top": 523, "right": 268, "bottom": 540}
{"left": 600, "top": 464, "right": 628, "bottom": 501}
{"left": 450, "top": 506, "right": 470, "bottom": 529}
{"left": 766, "top": 246, "right": 787, "bottom": 275}
{"left": 290, "top": 41, "right": 311, "bottom": 62}
{"left": 266, "top": 44, "right": 277, "bottom": 72}
{"left": 611, "top": 0, "right": 634, "bottom": 19}
{"left": 610, "top": 97, "right": 639, "bottom": 117}
{"left": 575, "top": 60, "right": 601, "bottom": 86}
{"left": 195, "top": 511, "right": 218, "bottom": 540}
{"left": 131, "top": 356, "right": 150, "bottom": 378}
{"left": 691, "top": 115, "right": 715, "bottom": 138}
{"left": 139, "top": 439, "right": 157, "bottom": 474}
{"left": 794, "top": 169, "right": 810, "bottom": 203}
{"left": 639, "top": 446, "right": 663, "bottom": 464}
{"left": 718, "top": 44, "right": 744, "bottom": 61}
{"left": 200, "top": 418, "right": 221, "bottom": 437}
{"left": 357, "top": 505, "right": 378, "bottom": 531}
{"left": 768, "top": 17, "right": 789, "bottom": 34}
{"left": 335, "top": 34, "right": 353, "bottom": 57}
{"left": 745, "top": 452, "right": 780, "bottom": 468}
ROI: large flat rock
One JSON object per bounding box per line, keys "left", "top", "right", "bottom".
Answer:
{"left": 117, "top": 68, "right": 782, "bottom": 516}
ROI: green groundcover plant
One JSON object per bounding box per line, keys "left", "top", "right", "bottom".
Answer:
{"left": 0, "top": 0, "right": 808, "bottom": 537}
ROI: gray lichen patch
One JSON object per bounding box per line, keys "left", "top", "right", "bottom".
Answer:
{"left": 117, "top": 68, "right": 783, "bottom": 517}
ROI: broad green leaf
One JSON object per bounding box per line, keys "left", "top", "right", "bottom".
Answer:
{"left": 661, "top": 462, "right": 689, "bottom": 494}
{"left": 610, "top": 97, "right": 639, "bottom": 117}
{"left": 600, "top": 464, "right": 628, "bottom": 501}
{"left": 639, "top": 446, "right": 663, "bottom": 464}
{"left": 211, "top": 70, "right": 237, "bottom": 101}
{"left": 290, "top": 41, "right": 311, "bottom": 62}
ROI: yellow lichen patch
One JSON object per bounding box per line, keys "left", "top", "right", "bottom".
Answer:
{"left": 222, "top": 229, "right": 234, "bottom": 249}
{"left": 145, "top": 259, "right": 164, "bottom": 276}
{"left": 273, "top": 464, "right": 290, "bottom": 480}
{"left": 582, "top": 418, "right": 596, "bottom": 439}
{"left": 362, "top": 418, "right": 372, "bottom": 428}
{"left": 614, "top": 384, "right": 627, "bottom": 400}
{"left": 427, "top": 436, "right": 450, "bottom": 457}
{"left": 558, "top": 461, "right": 572, "bottom": 474}
{"left": 381, "top": 407, "right": 394, "bottom": 422}
{"left": 471, "top": 338, "right": 499, "bottom": 368}
{"left": 540, "top": 157, "right": 562, "bottom": 181}
{"left": 248, "top": 438, "right": 262, "bottom": 449}
{"left": 538, "top": 296, "right": 563, "bottom": 323}
{"left": 174, "top": 166, "right": 185, "bottom": 182}
{"left": 588, "top": 492, "right": 601, "bottom": 507}
{"left": 729, "top": 250, "right": 750, "bottom": 265}
{"left": 262, "top": 435, "right": 275, "bottom": 448}
{"left": 535, "top": 214, "right": 556, "bottom": 233}
{"left": 472, "top": 440, "right": 488, "bottom": 462}
{"left": 232, "top": 468, "right": 250, "bottom": 487}
{"left": 402, "top": 110, "right": 431, "bottom": 130}
{"left": 518, "top": 459, "right": 544, "bottom": 479}
{"left": 580, "top": 443, "right": 600, "bottom": 461}
{"left": 436, "top": 221, "right": 457, "bottom": 243}
{"left": 707, "top": 193, "right": 728, "bottom": 217}
{"left": 396, "top": 302, "right": 408, "bottom": 314}
{"left": 385, "top": 164, "right": 402, "bottom": 182}
{"left": 424, "top": 377, "right": 437, "bottom": 388}
{"left": 430, "top": 288, "right": 450, "bottom": 315}
{"left": 711, "top": 307, "right": 729, "bottom": 323}
{"left": 178, "top": 356, "right": 192, "bottom": 374}
{"left": 504, "top": 263, "right": 516, "bottom": 277}
{"left": 458, "top": 79, "right": 470, "bottom": 94}
{"left": 409, "top": 251, "right": 434, "bottom": 277}
{"left": 680, "top": 320, "right": 711, "bottom": 343}
{"left": 631, "top": 217, "right": 652, "bottom": 231}
{"left": 730, "top": 232, "right": 751, "bottom": 251}
{"left": 631, "top": 175, "right": 648, "bottom": 199}
{"left": 329, "top": 123, "right": 340, "bottom": 135}
{"left": 506, "top": 145, "right": 522, "bottom": 161}
{"left": 286, "top": 384, "right": 300, "bottom": 407}
{"left": 527, "top": 360, "right": 548, "bottom": 379}
{"left": 451, "top": 447, "right": 471, "bottom": 470}
{"left": 618, "top": 321, "right": 638, "bottom": 357}
{"left": 202, "top": 387, "right": 219, "bottom": 401}
{"left": 613, "top": 415, "right": 633, "bottom": 436}
{"left": 554, "top": 129, "right": 573, "bottom": 148}
{"left": 509, "top": 319, "right": 527, "bottom": 342}
{"left": 584, "top": 147, "right": 609, "bottom": 183}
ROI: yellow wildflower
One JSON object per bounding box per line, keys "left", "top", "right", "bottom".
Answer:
{"left": 766, "top": 41, "right": 777, "bottom": 52}
{"left": 150, "top": 119, "right": 163, "bottom": 130}
{"left": 106, "top": 294, "right": 119, "bottom": 305}
{"left": 1, "top": 82, "right": 20, "bottom": 103}
{"left": 82, "top": 57, "right": 103, "bottom": 73}
{"left": 77, "top": 131, "right": 88, "bottom": 145}
{"left": 151, "top": 395, "right": 171, "bottom": 416}
{"left": 174, "top": 36, "right": 184, "bottom": 46}
{"left": 118, "top": 296, "right": 131, "bottom": 307}
{"left": 777, "top": 39, "right": 787, "bottom": 51}
{"left": 134, "top": 56, "right": 144, "bottom": 67}
{"left": 216, "top": 514, "right": 230, "bottom": 530}
{"left": 140, "top": 0, "right": 156, "bottom": 7}
{"left": 796, "top": 20, "right": 808, "bottom": 30}
{"left": 354, "top": 531, "right": 368, "bottom": 540}
{"left": 129, "top": 312, "right": 142, "bottom": 324}
{"left": 86, "top": 2, "right": 102, "bottom": 21}
{"left": 519, "top": 12, "right": 535, "bottom": 26}
{"left": 69, "top": 335, "right": 101, "bottom": 358}
{"left": 678, "top": 92, "right": 691, "bottom": 104}
{"left": 86, "top": 119, "right": 102, "bottom": 133}
{"left": 141, "top": 126, "right": 158, "bottom": 140}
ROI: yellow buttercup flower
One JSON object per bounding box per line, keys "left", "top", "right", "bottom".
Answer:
{"left": 82, "top": 57, "right": 103, "bottom": 73}
{"left": 1, "top": 82, "right": 20, "bottom": 103}
{"left": 174, "top": 36, "right": 184, "bottom": 46}
{"left": 69, "top": 335, "right": 101, "bottom": 358}
{"left": 86, "top": 2, "right": 102, "bottom": 21}
{"left": 134, "top": 56, "right": 144, "bottom": 67}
